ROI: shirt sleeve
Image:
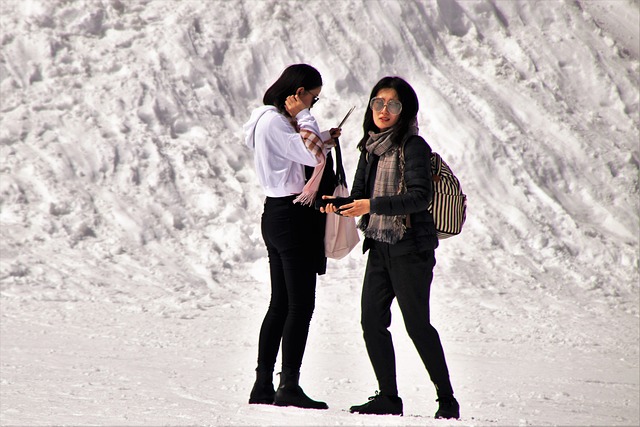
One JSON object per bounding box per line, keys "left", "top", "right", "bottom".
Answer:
{"left": 263, "top": 111, "right": 320, "bottom": 167}
{"left": 295, "top": 108, "right": 322, "bottom": 136}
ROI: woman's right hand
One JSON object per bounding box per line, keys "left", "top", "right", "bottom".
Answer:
{"left": 285, "top": 94, "right": 306, "bottom": 117}
{"left": 321, "top": 196, "right": 370, "bottom": 217}
{"left": 320, "top": 195, "right": 337, "bottom": 214}
{"left": 334, "top": 199, "right": 370, "bottom": 217}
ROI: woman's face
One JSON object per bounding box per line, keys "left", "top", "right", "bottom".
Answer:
{"left": 297, "top": 86, "right": 321, "bottom": 109}
{"left": 371, "top": 88, "right": 401, "bottom": 131}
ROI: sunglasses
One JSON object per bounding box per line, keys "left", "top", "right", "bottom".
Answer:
{"left": 299, "top": 89, "right": 320, "bottom": 108}
{"left": 308, "top": 91, "right": 320, "bottom": 107}
{"left": 369, "top": 97, "right": 402, "bottom": 115}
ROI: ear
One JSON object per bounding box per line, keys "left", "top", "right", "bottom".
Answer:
{"left": 296, "top": 87, "right": 305, "bottom": 96}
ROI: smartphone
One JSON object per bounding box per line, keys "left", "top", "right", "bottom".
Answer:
{"left": 337, "top": 106, "right": 355, "bottom": 129}
{"left": 314, "top": 197, "right": 354, "bottom": 211}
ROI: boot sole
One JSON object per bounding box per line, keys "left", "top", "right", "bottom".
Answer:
{"left": 274, "top": 400, "right": 328, "bottom": 410}
{"left": 350, "top": 410, "right": 403, "bottom": 416}
{"left": 249, "top": 398, "right": 274, "bottom": 405}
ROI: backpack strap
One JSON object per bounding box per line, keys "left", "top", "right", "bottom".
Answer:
{"left": 431, "top": 151, "right": 443, "bottom": 182}
{"left": 399, "top": 135, "right": 432, "bottom": 184}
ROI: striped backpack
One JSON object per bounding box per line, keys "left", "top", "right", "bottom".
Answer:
{"left": 428, "top": 152, "right": 467, "bottom": 239}
{"left": 400, "top": 140, "right": 467, "bottom": 239}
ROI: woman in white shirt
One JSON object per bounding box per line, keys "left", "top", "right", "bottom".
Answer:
{"left": 243, "top": 64, "right": 340, "bottom": 410}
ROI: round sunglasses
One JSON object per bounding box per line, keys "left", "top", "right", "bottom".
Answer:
{"left": 369, "top": 97, "right": 402, "bottom": 115}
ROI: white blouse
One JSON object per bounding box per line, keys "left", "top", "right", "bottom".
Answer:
{"left": 244, "top": 106, "right": 330, "bottom": 198}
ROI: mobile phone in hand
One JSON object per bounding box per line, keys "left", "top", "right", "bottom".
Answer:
{"left": 314, "top": 197, "right": 354, "bottom": 211}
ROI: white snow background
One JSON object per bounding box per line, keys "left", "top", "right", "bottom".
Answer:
{"left": 0, "top": 0, "right": 638, "bottom": 426}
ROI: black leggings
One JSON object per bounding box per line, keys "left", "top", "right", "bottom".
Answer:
{"left": 361, "top": 240, "right": 453, "bottom": 397}
{"left": 256, "top": 196, "right": 318, "bottom": 373}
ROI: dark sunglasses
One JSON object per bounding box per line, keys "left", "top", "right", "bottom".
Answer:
{"left": 302, "top": 89, "right": 320, "bottom": 108}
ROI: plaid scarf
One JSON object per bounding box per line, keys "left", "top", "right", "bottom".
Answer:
{"left": 288, "top": 117, "right": 334, "bottom": 206}
{"left": 358, "top": 125, "right": 417, "bottom": 244}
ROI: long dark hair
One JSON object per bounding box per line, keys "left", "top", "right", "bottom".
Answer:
{"left": 263, "top": 64, "right": 322, "bottom": 114}
{"left": 357, "top": 76, "right": 419, "bottom": 150}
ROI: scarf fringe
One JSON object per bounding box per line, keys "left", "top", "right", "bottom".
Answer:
{"left": 359, "top": 216, "right": 406, "bottom": 245}
{"left": 293, "top": 190, "right": 318, "bottom": 206}
{"left": 294, "top": 157, "right": 327, "bottom": 206}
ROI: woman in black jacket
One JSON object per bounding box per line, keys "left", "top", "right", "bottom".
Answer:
{"left": 324, "top": 76, "right": 459, "bottom": 419}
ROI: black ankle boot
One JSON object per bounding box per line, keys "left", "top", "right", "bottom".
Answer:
{"left": 273, "top": 370, "right": 328, "bottom": 410}
{"left": 248, "top": 369, "right": 275, "bottom": 405}
{"left": 349, "top": 391, "right": 403, "bottom": 415}
{"left": 435, "top": 394, "right": 460, "bottom": 419}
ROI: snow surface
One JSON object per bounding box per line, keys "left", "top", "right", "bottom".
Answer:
{"left": 0, "top": 0, "right": 638, "bottom": 425}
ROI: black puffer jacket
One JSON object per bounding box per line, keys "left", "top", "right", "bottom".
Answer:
{"left": 351, "top": 135, "right": 439, "bottom": 256}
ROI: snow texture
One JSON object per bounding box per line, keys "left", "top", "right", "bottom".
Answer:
{"left": 0, "top": 0, "right": 638, "bottom": 425}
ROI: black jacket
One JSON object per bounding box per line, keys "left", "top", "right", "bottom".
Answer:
{"left": 351, "top": 135, "right": 439, "bottom": 256}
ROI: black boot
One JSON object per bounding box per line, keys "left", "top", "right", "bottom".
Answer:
{"left": 349, "top": 391, "right": 403, "bottom": 415}
{"left": 435, "top": 394, "right": 460, "bottom": 419}
{"left": 248, "top": 369, "right": 275, "bottom": 405}
{"left": 273, "top": 370, "right": 328, "bottom": 410}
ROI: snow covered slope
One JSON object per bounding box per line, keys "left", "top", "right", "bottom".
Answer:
{"left": 1, "top": 0, "right": 638, "bottom": 425}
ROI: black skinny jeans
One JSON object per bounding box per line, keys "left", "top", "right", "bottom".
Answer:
{"left": 256, "top": 195, "right": 318, "bottom": 374}
{"left": 361, "top": 240, "right": 453, "bottom": 397}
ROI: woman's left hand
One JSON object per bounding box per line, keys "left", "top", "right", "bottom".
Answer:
{"left": 329, "top": 127, "right": 342, "bottom": 139}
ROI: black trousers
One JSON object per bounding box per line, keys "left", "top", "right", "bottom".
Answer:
{"left": 361, "top": 240, "right": 453, "bottom": 397}
{"left": 256, "top": 196, "right": 318, "bottom": 373}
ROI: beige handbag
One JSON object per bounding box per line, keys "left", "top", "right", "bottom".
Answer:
{"left": 325, "top": 183, "right": 359, "bottom": 259}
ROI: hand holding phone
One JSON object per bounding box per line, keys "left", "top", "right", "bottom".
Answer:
{"left": 314, "top": 196, "right": 354, "bottom": 211}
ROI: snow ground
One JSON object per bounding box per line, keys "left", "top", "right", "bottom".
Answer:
{"left": 0, "top": 0, "right": 638, "bottom": 426}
